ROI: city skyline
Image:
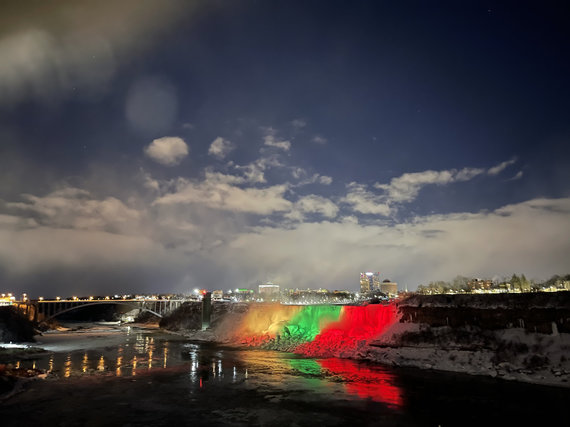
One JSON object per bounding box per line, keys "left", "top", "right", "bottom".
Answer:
{"left": 1, "top": 1, "right": 569, "bottom": 296}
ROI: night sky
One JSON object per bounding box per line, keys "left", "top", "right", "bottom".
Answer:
{"left": 1, "top": 1, "right": 569, "bottom": 296}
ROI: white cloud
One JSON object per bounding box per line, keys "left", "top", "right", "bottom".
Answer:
{"left": 509, "top": 171, "right": 523, "bottom": 181}
{"left": 264, "top": 134, "right": 291, "bottom": 151}
{"left": 291, "top": 119, "right": 306, "bottom": 129}
{"left": 312, "top": 135, "right": 327, "bottom": 145}
{"left": 220, "top": 197, "right": 570, "bottom": 291}
{"left": 293, "top": 172, "right": 333, "bottom": 186}
{"left": 6, "top": 187, "right": 141, "bottom": 234}
{"left": 154, "top": 177, "right": 292, "bottom": 215}
{"left": 291, "top": 167, "right": 305, "bottom": 180}
{"left": 144, "top": 137, "right": 189, "bottom": 166}
{"left": 296, "top": 195, "right": 339, "bottom": 218}
{"left": 342, "top": 183, "right": 392, "bottom": 216}
{"left": 374, "top": 167, "right": 485, "bottom": 203}
{"left": 488, "top": 157, "right": 517, "bottom": 176}
{"left": 208, "top": 137, "right": 234, "bottom": 159}
{"left": 285, "top": 195, "right": 339, "bottom": 222}
{"left": 234, "top": 155, "right": 285, "bottom": 184}
{"left": 142, "top": 173, "right": 160, "bottom": 192}
{"left": 1, "top": 180, "right": 569, "bottom": 294}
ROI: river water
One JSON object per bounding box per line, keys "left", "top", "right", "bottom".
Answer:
{"left": 1, "top": 324, "right": 568, "bottom": 426}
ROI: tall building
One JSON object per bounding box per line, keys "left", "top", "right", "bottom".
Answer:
{"left": 360, "top": 272, "right": 380, "bottom": 293}
{"left": 380, "top": 279, "right": 398, "bottom": 297}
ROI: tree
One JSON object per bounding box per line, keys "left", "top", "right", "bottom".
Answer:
{"left": 452, "top": 275, "right": 470, "bottom": 291}
{"left": 510, "top": 274, "right": 521, "bottom": 291}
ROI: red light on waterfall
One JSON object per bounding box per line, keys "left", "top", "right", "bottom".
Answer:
{"left": 318, "top": 358, "right": 403, "bottom": 408}
{"left": 296, "top": 304, "right": 397, "bottom": 357}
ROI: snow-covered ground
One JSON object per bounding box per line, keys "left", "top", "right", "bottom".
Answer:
{"left": 362, "top": 322, "right": 570, "bottom": 388}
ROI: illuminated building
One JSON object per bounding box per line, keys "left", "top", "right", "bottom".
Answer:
{"left": 380, "top": 279, "right": 398, "bottom": 297}
{"left": 233, "top": 288, "right": 255, "bottom": 301}
{"left": 360, "top": 272, "right": 381, "bottom": 293}
{"left": 258, "top": 283, "right": 280, "bottom": 300}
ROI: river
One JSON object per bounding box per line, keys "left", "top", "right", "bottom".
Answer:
{"left": 1, "top": 323, "right": 568, "bottom": 426}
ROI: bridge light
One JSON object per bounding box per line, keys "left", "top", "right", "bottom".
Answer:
{"left": 39, "top": 297, "right": 44, "bottom": 301}
{"left": 89, "top": 296, "right": 94, "bottom": 300}
{"left": 72, "top": 296, "right": 78, "bottom": 301}
{"left": 105, "top": 296, "right": 110, "bottom": 300}
{"left": 56, "top": 296, "right": 61, "bottom": 301}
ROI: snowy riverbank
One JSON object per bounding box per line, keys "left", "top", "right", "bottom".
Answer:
{"left": 361, "top": 322, "right": 570, "bottom": 388}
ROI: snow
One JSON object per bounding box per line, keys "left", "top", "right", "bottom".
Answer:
{"left": 363, "top": 325, "right": 570, "bottom": 388}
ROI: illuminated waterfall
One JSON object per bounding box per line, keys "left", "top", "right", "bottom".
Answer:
{"left": 223, "top": 303, "right": 397, "bottom": 356}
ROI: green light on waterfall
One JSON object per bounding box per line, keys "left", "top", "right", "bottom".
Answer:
{"left": 282, "top": 305, "right": 341, "bottom": 341}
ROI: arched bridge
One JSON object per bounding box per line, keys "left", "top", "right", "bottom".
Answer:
{"left": 29, "top": 299, "right": 185, "bottom": 322}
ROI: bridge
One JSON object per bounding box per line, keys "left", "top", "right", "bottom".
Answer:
{"left": 17, "top": 298, "right": 186, "bottom": 322}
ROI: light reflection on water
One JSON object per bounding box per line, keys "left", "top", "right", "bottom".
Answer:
{"left": 16, "top": 331, "right": 177, "bottom": 378}
{"left": 14, "top": 328, "right": 404, "bottom": 409}
{"left": 64, "top": 355, "right": 71, "bottom": 378}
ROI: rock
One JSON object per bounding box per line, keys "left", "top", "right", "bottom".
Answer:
{"left": 0, "top": 307, "right": 37, "bottom": 342}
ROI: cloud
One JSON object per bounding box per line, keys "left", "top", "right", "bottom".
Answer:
{"left": 208, "top": 137, "right": 234, "bottom": 159}
{"left": 341, "top": 160, "right": 510, "bottom": 216}
{"left": 220, "top": 197, "right": 570, "bottom": 291}
{"left": 488, "top": 157, "right": 517, "bottom": 176}
{"left": 144, "top": 137, "right": 189, "bottom": 166}
{"left": 509, "top": 171, "right": 523, "bottom": 181}
{"left": 142, "top": 172, "right": 160, "bottom": 192}
{"left": 292, "top": 170, "right": 333, "bottom": 186}
{"left": 264, "top": 134, "right": 291, "bottom": 151}
{"left": 5, "top": 187, "right": 141, "bottom": 234}
{"left": 291, "top": 119, "right": 306, "bottom": 129}
{"left": 154, "top": 175, "right": 292, "bottom": 215}
{"left": 312, "top": 135, "right": 327, "bottom": 145}
{"left": 234, "top": 154, "right": 285, "bottom": 184}
{"left": 1, "top": 178, "right": 569, "bottom": 295}
{"left": 373, "top": 167, "right": 485, "bottom": 204}
{"left": 296, "top": 195, "right": 339, "bottom": 218}
{"left": 342, "top": 183, "right": 392, "bottom": 216}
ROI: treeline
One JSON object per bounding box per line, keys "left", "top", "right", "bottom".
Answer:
{"left": 417, "top": 273, "right": 570, "bottom": 294}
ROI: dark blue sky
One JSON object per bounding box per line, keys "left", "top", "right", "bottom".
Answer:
{"left": 1, "top": 1, "right": 569, "bottom": 295}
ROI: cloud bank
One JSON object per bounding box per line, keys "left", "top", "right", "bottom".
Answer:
{"left": 0, "top": 141, "right": 563, "bottom": 297}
